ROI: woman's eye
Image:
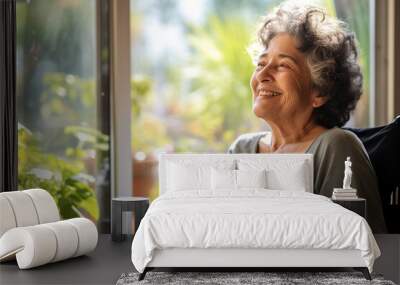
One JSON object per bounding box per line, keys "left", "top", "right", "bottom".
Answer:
{"left": 278, "top": 63, "right": 289, "bottom": 69}
{"left": 255, "top": 63, "right": 265, "bottom": 71}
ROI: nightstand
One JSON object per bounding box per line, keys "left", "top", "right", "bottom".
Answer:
{"left": 111, "top": 197, "right": 149, "bottom": 242}
{"left": 331, "top": 198, "right": 366, "bottom": 218}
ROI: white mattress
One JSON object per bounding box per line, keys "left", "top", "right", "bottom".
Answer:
{"left": 131, "top": 190, "right": 380, "bottom": 273}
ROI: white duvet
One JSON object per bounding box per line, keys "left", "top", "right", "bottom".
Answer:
{"left": 131, "top": 190, "right": 380, "bottom": 273}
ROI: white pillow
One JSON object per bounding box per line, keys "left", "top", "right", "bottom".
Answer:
{"left": 166, "top": 159, "right": 236, "bottom": 192}
{"left": 211, "top": 168, "right": 267, "bottom": 190}
{"left": 168, "top": 162, "right": 210, "bottom": 191}
{"left": 266, "top": 161, "right": 307, "bottom": 191}
{"left": 236, "top": 169, "right": 267, "bottom": 189}
{"left": 211, "top": 168, "right": 236, "bottom": 190}
{"left": 238, "top": 159, "right": 308, "bottom": 192}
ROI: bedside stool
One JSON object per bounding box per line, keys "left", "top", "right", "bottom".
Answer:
{"left": 331, "top": 198, "right": 366, "bottom": 218}
{"left": 111, "top": 197, "right": 149, "bottom": 242}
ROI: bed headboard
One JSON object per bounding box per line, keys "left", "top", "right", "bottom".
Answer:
{"left": 158, "top": 153, "right": 314, "bottom": 195}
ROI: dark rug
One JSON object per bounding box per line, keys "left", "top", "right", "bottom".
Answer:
{"left": 116, "top": 271, "right": 396, "bottom": 285}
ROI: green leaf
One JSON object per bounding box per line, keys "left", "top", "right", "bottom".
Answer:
{"left": 78, "top": 195, "right": 99, "bottom": 221}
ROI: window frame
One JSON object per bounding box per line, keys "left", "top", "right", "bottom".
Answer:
{"left": 0, "top": 0, "right": 17, "bottom": 192}
{"left": 110, "top": 0, "right": 132, "bottom": 199}
{"left": 96, "top": 0, "right": 113, "bottom": 233}
{"left": 374, "top": 0, "right": 400, "bottom": 125}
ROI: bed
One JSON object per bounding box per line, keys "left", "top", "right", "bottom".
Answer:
{"left": 131, "top": 154, "right": 380, "bottom": 280}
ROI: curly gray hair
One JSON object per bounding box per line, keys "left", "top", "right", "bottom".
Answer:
{"left": 255, "top": 2, "right": 363, "bottom": 128}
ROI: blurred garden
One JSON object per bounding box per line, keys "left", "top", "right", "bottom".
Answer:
{"left": 16, "top": 0, "right": 105, "bottom": 222}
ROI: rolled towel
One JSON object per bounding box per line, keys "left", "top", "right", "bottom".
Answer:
{"left": 0, "top": 218, "right": 98, "bottom": 269}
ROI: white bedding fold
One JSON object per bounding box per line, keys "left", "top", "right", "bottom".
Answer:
{"left": 131, "top": 190, "right": 380, "bottom": 273}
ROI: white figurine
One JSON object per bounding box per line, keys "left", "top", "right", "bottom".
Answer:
{"left": 343, "top": 157, "right": 352, "bottom": 189}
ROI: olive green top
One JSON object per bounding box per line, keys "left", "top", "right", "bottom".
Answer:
{"left": 228, "top": 127, "right": 387, "bottom": 233}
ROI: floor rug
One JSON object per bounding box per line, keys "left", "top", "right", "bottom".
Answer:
{"left": 116, "top": 271, "right": 396, "bottom": 285}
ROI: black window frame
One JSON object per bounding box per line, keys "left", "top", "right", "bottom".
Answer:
{"left": 0, "top": 0, "right": 17, "bottom": 192}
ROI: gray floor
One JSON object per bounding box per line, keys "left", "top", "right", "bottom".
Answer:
{"left": 0, "top": 235, "right": 134, "bottom": 285}
{"left": 374, "top": 234, "right": 400, "bottom": 284}
{"left": 1, "top": 234, "right": 399, "bottom": 285}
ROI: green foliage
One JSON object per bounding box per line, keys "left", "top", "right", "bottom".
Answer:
{"left": 131, "top": 12, "right": 265, "bottom": 155}
{"left": 18, "top": 125, "right": 102, "bottom": 221}
{"left": 333, "top": 0, "right": 370, "bottom": 126}
{"left": 174, "top": 16, "right": 263, "bottom": 152}
{"left": 65, "top": 126, "right": 109, "bottom": 158}
{"left": 16, "top": 2, "right": 108, "bottom": 220}
{"left": 17, "top": 71, "right": 108, "bottom": 221}
{"left": 131, "top": 75, "right": 153, "bottom": 118}
{"left": 41, "top": 73, "right": 96, "bottom": 129}
{"left": 131, "top": 75, "right": 172, "bottom": 153}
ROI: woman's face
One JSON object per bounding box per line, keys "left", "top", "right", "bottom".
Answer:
{"left": 251, "top": 33, "right": 319, "bottom": 123}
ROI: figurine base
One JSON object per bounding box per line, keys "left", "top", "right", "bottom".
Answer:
{"left": 332, "top": 188, "right": 358, "bottom": 200}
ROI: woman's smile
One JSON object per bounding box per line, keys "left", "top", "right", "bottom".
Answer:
{"left": 257, "top": 89, "right": 282, "bottom": 97}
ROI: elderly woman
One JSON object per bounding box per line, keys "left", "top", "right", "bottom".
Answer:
{"left": 228, "top": 3, "right": 386, "bottom": 233}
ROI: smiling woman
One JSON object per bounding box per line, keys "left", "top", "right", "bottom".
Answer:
{"left": 251, "top": 34, "right": 326, "bottom": 143}
{"left": 228, "top": 1, "right": 386, "bottom": 233}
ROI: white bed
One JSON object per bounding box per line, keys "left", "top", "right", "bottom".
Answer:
{"left": 131, "top": 154, "right": 380, "bottom": 280}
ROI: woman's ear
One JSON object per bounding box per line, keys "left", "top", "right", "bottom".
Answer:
{"left": 311, "top": 90, "right": 328, "bottom": 108}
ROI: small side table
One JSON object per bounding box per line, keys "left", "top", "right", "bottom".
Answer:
{"left": 112, "top": 197, "right": 149, "bottom": 242}
{"left": 331, "top": 198, "right": 366, "bottom": 218}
